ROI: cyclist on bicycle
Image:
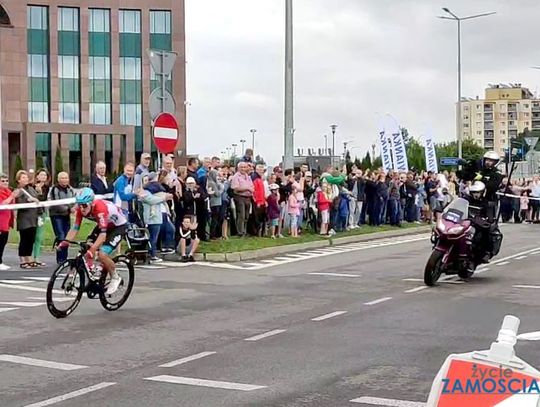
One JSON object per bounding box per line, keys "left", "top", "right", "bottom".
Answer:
{"left": 60, "top": 188, "right": 128, "bottom": 295}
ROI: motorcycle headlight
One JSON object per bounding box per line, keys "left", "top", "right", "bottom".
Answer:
{"left": 447, "top": 225, "right": 464, "bottom": 235}
{"left": 437, "top": 219, "right": 445, "bottom": 232}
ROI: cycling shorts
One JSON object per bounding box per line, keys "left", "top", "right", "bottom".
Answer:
{"left": 87, "top": 224, "right": 127, "bottom": 255}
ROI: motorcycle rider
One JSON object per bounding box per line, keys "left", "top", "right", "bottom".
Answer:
{"left": 459, "top": 152, "right": 504, "bottom": 263}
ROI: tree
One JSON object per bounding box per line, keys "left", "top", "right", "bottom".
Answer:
{"left": 435, "top": 139, "right": 484, "bottom": 171}
{"left": 11, "top": 154, "right": 23, "bottom": 187}
{"left": 360, "top": 152, "right": 372, "bottom": 170}
{"left": 401, "top": 127, "right": 410, "bottom": 145}
{"left": 254, "top": 154, "right": 266, "bottom": 165}
{"left": 54, "top": 145, "right": 64, "bottom": 176}
{"left": 354, "top": 157, "right": 361, "bottom": 169}
{"left": 372, "top": 156, "right": 382, "bottom": 169}
{"left": 35, "top": 153, "right": 45, "bottom": 172}
{"left": 117, "top": 150, "right": 125, "bottom": 176}
{"left": 405, "top": 137, "right": 426, "bottom": 172}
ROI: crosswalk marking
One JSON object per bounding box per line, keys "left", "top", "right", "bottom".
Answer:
{"left": 0, "top": 307, "right": 18, "bottom": 313}
{"left": 351, "top": 396, "right": 425, "bottom": 406}
{"left": 22, "top": 277, "right": 51, "bottom": 282}
{"left": 0, "top": 280, "right": 33, "bottom": 284}
{"left": 159, "top": 351, "right": 216, "bottom": 368}
{"left": 24, "top": 382, "right": 116, "bottom": 407}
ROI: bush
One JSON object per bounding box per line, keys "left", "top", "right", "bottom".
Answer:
{"left": 54, "top": 145, "right": 64, "bottom": 176}
{"left": 11, "top": 154, "right": 23, "bottom": 187}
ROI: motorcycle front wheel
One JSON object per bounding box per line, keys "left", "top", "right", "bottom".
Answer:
{"left": 424, "top": 250, "right": 444, "bottom": 286}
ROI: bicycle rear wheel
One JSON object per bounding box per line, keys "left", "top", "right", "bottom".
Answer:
{"left": 46, "top": 261, "right": 85, "bottom": 319}
{"left": 99, "top": 256, "right": 135, "bottom": 311}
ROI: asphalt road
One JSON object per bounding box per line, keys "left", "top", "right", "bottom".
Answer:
{"left": 1, "top": 223, "right": 540, "bottom": 407}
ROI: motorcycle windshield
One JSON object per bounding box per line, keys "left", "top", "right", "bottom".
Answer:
{"left": 442, "top": 197, "right": 469, "bottom": 223}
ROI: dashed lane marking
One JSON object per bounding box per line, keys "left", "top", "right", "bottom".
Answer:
{"left": 0, "top": 355, "right": 88, "bottom": 370}
{"left": 0, "top": 282, "right": 62, "bottom": 294}
{"left": 144, "top": 375, "right": 267, "bottom": 391}
{"left": 159, "top": 351, "right": 216, "bottom": 368}
{"left": 0, "top": 307, "right": 18, "bottom": 313}
{"left": 23, "top": 382, "right": 116, "bottom": 407}
{"left": 244, "top": 329, "right": 287, "bottom": 341}
{"left": 513, "top": 285, "right": 540, "bottom": 289}
{"left": 0, "top": 301, "right": 44, "bottom": 307}
{"left": 404, "top": 286, "right": 428, "bottom": 293}
{"left": 364, "top": 297, "right": 392, "bottom": 306}
{"left": 22, "top": 277, "right": 51, "bottom": 281}
{"left": 0, "top": 279, "right": 34, "bottom": 284}
{"left": 308, "top": 272, "right": 360, "bottom": 278}
{"left": 350, "top": 396, "right": 425, "bottom": 406}
{"left": 496, "top": 261, "right": 510, "bottom": 266}
{"left": 311, "top": 311, "right": 348, "bottom": 321}
{"left": 516, "top": 255, "right": 528, "bottom": 260}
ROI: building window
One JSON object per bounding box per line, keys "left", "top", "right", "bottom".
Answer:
{"left": 120, "top": 57, "right": 141, "bottom": 80}
{"left": 524, "top": 104, "right": 530, "bottom": 109}
{"left": 501, "top": 139, "right": 505, "bottom": 144}
{"left": 500, "top": 130, "right": 506, "bottom": 135}
{"left": 526, "top": 122, "right": 530, "bottom": 126}
{"left": 58, "top": 55, "right": 79, "bottom": 78}
{"left": 476, "top": 122, "right": 481, "bottom": 127}
{"left": 89, "top": 8, "right": 109, "bottom": 32}
{"left": 58, "top": 7, "right": 78, "bottom": 31}
{"left": 509, "top": 121, "right": 514, "bottom": 125}
{"left": 501, "top": 122, "right": 505, "bottom": 126}
{"left": 119, "top": 10, "right": 141, "bottom": 33}
{"left": 476, "top": 113, "right": 482, "bottom": 118}
{"left": 476, "top": 104, "right": 481, "bottom": 110}
{"left": 89, "top": 9, "right": 111, "bottom": 125}
{"left": 28, "top": 102, "right": 48, "bottom": 122}
{"left": 463, "top": 123, "right": 469, "bottom": 128}
{"left": 90, "top": 103, "right": 111, "bottom": 125}
{"left": 477, "top": 131, "right": 482, "bottom": 135}
{"left": 27, "top": 5, "right": 49, "bottom": 123}
{"left": 120, "top": 103, "right": 142, "bottom": 125}
{"left": 524, "top": 112, "right": 530, "bottom": 117}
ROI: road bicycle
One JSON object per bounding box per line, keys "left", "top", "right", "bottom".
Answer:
{"left": 46, "top": 241, "right": 135, "bottom": 319}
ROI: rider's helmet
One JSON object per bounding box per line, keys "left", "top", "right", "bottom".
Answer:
{"left": 469, "top": 181, "right": 486, "bottom": 201}
{"left": 483, "top": 151, "right": 500, "bottom": 170}
{"left": 75, "top": 187, "right": 95, "bottom": 205}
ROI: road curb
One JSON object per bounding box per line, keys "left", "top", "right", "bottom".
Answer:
{"left": 200, "top": 225, "right": 432, "bottom": 262}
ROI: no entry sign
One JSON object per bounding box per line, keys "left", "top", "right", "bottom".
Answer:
{"left": 153, "top": 113, "right": 179, "bottom": 154}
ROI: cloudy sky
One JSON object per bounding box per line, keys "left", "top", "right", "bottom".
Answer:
{"left": 185, "top": 0, "right": 540, "bottom": 165}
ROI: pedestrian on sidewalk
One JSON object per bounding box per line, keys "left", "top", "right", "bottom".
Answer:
{"left": 207, "top": 169, "right": 225, "bottom": 239}
{"left": 287, "top": 183, "right": 300, "bottom": 238}
{"left": 90, "top": 161, "right": 113, "bottom": 196}
{"left": 179, "top": 216, "right": 200, "bottom": 262}
{"left": 14, "top": 170, "right": 40, "bottom": 269}
{"left": 317, "top": 180, "right": 332, "bottom": 235}
{"left": 0, "top": 173, "right": 14, "bottom": 270}
{"left": 48, "top": 172, "right": 75, "bottom": 264}
{"left": 145, "top": 172, "right": 175, "bottom": 255}
{"left": 31, "top": 168, "right": 50, "bottom": 267}
{"left": 231, "top": 162, "right": 254, "bottom": 237}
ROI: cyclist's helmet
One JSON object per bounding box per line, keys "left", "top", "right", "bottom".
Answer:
{"left": 75, "top": 187, "right": 95, "bottom": 205}
{"left": 483, "top": 151, "right": 500, "bottom": 169}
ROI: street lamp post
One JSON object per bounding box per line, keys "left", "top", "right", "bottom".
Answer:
{"left": 323, "top": 134, "right": 328, "bottom": 156}
{"left": 240, "top": 139, "right": 246, "bottom": 153}
{"left": 371, "top": 143, "right": 376, "bottom": 159}
{"left": 438, "top": 7, "right": 496, "bottom": 159}
{"left": 283, "top": 0, "right": 294, "bottom": 169}
{"left": 330, "top": 124, "right": 337, "bottom": 167}
{"left": 231, "top": 143, "right": 238, "bottom": 157}
{"left": 250, "top": 128, "right": 257, "bottom": 152}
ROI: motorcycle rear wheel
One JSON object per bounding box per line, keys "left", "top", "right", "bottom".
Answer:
{"left": 424, "top": 250, "right": 444, "bottom": 286}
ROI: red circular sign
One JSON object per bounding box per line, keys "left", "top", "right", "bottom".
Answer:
{"left": 153, "top": 113, "right": 179, "bottom": 154}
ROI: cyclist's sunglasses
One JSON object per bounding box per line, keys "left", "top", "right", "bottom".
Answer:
{"left": 79, "top": 203, "right": 89, "bottom": 209}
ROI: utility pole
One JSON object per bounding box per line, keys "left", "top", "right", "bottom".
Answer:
{"left": 240, "top": 139, "right": 246, "bottom": 153}
{"left": 250, "top": 129, "right": 257, "bottom": 152}
{"left": 283, "top": 0, "right": 294, "bottom": 169}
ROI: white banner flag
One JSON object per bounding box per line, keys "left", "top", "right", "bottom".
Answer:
{"left": 424, "top": 128, "right": 438, "bottom": 173}
{"left": 378, "top": 121, "right": 393, "bottom": 172}
{"left": 386, "top": 115, "right": 409, "bottom": 172}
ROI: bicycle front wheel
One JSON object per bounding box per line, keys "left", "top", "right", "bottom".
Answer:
{"left": 99, "top": 256, "right": 135, "bottom": 311}
{"left": 46, "top": 261, "right": 85, "bottom": 319}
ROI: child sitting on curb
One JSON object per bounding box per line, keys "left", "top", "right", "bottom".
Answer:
{"left": 179, "top": 216, "right": 200, "bottom": 262}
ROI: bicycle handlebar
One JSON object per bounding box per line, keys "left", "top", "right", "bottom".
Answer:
{"left": 55, "top": 240, "right": 91, "bottom": 251}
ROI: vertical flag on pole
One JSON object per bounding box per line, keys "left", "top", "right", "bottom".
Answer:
{"left": 424, "top": 128, "right": 438, "bottom": 173}
{"left": 378, "top": 120, "right": 393, "bottom": 172}
{"left": 386, "top": 115, "right": 409, "bottom": 172}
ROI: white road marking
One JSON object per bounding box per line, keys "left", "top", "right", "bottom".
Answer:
{"left": 237, "top": 235, "right": 429, "bottom": 270}
{"left": 22, "top": 277, "right": 51, "bottom": 281}
{"left": 496, "top": 261, "right": 510, "bottom": 266}
{"left": 144, "top": 375, "right": 267, "bottom": 391}
{"left": 0, "top": 307, "right": 18, "bottom": 313}
{"left": 441, "top": 280, "right": 465, "bottom": 284}
{"left": 159, "top": 351, "right": 216, "bottom": 368}
{"left": 350, "top": 396, "right": 425, "bottom": 406}
{"left": 27, "top": 296, "right": 73, "bottom": 303}
{"left": 515, "top": 255, "right": 527, "bottom": 260}
{"left": 404, "top": 286, "right": 428, "bottom": 293}
{"left": 260, "top": 260, "right": 281, "bottom": 264}
{"left": 0, "top": 279, "right": 33, "bottom": 284}
{"left": 0, "top": 283, "right": 62, "bottom": 294}
{"left": 244, "top": 329, "right": 286, "bottom": 341}
{"left": 311, "top": 311, "right": 348, "bottom": 321}
{"left": 157, "top": 261, "right": 192, "bottom": 268}
{"left": 0, "top": 355, "right": 88, "bottom": 370}
{"left": 23, "top": 382, "right": 116, "bottom": 407}
{"left": 274, "top": 256, "right": 293, "bottom": 260}
{"left": 308, "top": 272, "right": 360, "bottom": 278}
{"left": 513, "top": 285, "right": 540, "bottom": 289}
{"left": 364, "top": 297, "right": 393, "bottom": 306}
{"left": 0, "top": 301, "right": 44, "bottom": 307}
{"left": 136, "top": 265, "right": 167, "bottom": 270}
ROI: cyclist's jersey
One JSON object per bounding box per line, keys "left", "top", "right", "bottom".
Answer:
{"left": 74, "top": 199, "right": 127, "bottom": 233}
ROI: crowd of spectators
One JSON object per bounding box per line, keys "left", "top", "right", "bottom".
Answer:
{"left": 1, "top": 146, "right": 536, "bottom": 269}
